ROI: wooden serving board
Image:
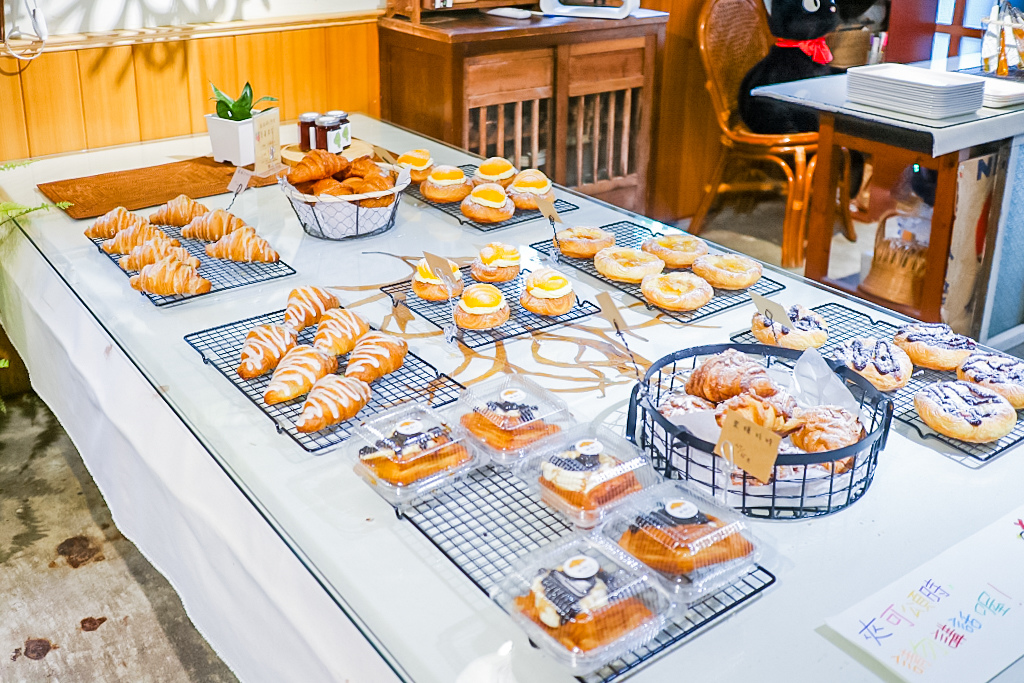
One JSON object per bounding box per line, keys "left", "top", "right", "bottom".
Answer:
{"left": 281, "top": 139, "right": 377, "bottom": 166}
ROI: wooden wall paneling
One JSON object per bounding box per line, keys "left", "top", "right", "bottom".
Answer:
{"left": 326, "top": 23, "right": 381, "bottom": 117}
{"left": 186, "top": 36, "right": 240, "bottom": 133}
{"left": 133, "top": 41, "right": 191, "bottom": 141}
{"left": 77, "top": 46, "right": 141, "bottom": 149}
{"left": 235, "top": 32, "right": 286, "bottom": 113}
{"left": 281, "top": 28, "right": 328, "bottom": 121}
{"left": 0, "top": 58, "right": 30, "bottom": 162}
{"left": 19, "top": 51, "right": 87, "bottom": 158}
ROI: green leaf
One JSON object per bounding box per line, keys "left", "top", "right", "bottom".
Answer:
{"left": 0, "top": 359, "right": 9, "bottom": 369}
{"left": 209, "top": 82, "right": 235, "bottom": 107}
{"left": 231, "top": 101, "right": 252, "bottom": 121}
{"left": 216, "top": 100, "right": 233, "bottom": 119}
{"left": 0, "top": 160, "right": 33, "bottom": 172}
{"left": 252, "top": 96, "right": 278, "bottom": 105}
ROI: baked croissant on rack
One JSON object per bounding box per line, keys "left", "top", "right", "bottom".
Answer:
{"left": 284, "top": 286, "right": 339, "bottom": 330}
{"left": 236, "top": 323, "right": 298, "bottom": 380}
{"left": 118, "top": 239, "right": 199, "bottom": 271}
{"left": 287, "top": 149, "right": 349, "bottom": 184}
{"left": 204, "top": 226, "right": 279, "bottom": 263}
{"left": 295, "top": 375, "right": 372, "bottom": 433}
{"left": 182, "top": 208, "right": 247, "bottom": 241}
{"left": 101, "top": 223, "right": 179, "bottom": 254}
{"left": 85, "top": 206, "right": 148, "bottom": 239}
{"left": 149, "top": 195, "right": 210, "bottom": 226}
{"left": 313, "top": 309, "right": 370, "bottom": 356}
{"left": 344, "top": 332, "right": 408, "bottom": 383}
{"left": 129, "top": 256, "right": 211, "bottom": 296}
{"left": 263, "top": 345, "right": 338, "bottom": 405}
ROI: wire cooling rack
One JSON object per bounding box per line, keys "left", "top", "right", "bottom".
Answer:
{"left": 404, "top": 465, "right": 776, "bottom": 682}
{"left": 184, "top": 309, "right": 463, "bottom": 453}
{"left": 90, "top": 224, "right": 296, "bottom": 307}
{"left": 529, "top": 221, "right": 785, "bottom": 325}
{"left": 730, "top": 302, "right": 1024, "bottom": 467}
{"left": 379, "top": 266, "right": 599, "bottom": 349}
{"left": 404, "top": 164, "right": 579, "bottom": 233}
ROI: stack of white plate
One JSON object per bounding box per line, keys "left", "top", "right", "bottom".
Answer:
{"left": 846, "top": 64, "right": 985, "bottom": 119}
{"left": 983, "top": 78, "right": 1024, "bottom": 107}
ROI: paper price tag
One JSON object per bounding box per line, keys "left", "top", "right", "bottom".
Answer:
{"left": 253, "top": 107, "right": 281, "bottom": 176}
{"left": 422, "top": 251, "right": 459, "bottom": 287}
{"left": 373, "top": 145, "right": 398, "bottom": 166}
{"left": 534, "top": 196, "right": 563, "bottom": 224}
{"left": 750, "top": 291, "right": 792, "bottom": 331}
{"left": 596, "top": 291, "right": 628, "bottom": 332}
{"left": 227, "top": 167, "right": 254, "bottom": 195}
{"left": 714, "top": 409, "right": 780, "bottom": 484}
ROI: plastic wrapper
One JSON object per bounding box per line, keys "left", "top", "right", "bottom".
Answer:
{"left": 491, "top": 534, "right": 672, "bottom": 675}
{"left": 514, "top": 424, "right": 661, "bottom": 527}
{"left": 350, "top": 402, "right": 484, "bottom": 506}
{"left": 447, "top": 375, "right": 574, "bottom": 466}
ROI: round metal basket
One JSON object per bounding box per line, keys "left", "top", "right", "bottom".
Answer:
{"left": 626, "top": 343, "right": 894, "bottom": 520}
{"left": 279, "top": 163, "right": 411, "bottom": 241}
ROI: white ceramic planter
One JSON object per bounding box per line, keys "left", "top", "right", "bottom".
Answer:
{"left": 205, "top": 114, "right": 255, "bottom": 166}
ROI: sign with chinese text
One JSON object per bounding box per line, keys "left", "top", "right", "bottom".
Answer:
{"left": 253, "top": 107, "right": 281, "bottom": 176}
{"left": 713, "top": 409, "right": 779, "bottom": 483}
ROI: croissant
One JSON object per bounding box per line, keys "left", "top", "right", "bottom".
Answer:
{"left": 119, "top": 239, "right": 200, "bottom": 271}
{"left": 263, "top": 345, "right": 338, "bottom": 405}
{"left": 295, "top": 375, "right": 372, "bottom": 433}
{"left": 340, "top": 177, "right": 364, "bottom": 192}
{"left": 347, "top": 155, "right": 381, "bottom": 179}
{"left": 358, "top": 175, "right": 396, "bottom": 208}
{"left": 685, "top": 349, "right": 779, "bottom": 402}
{"left": 149, "top": 194, "right": 210, "bottom": 226}
{"left": 311, "top": 178, "right": 350, "bottom": 197}
{"left": 344, "top": 332, "right": 408, "bottom": 383}
{"left": 182, "top": 209, "right": 247, "bottom": 241}
{"left": 101, "top": 223, "right": 179, "bottom": 254}
{"left": 85, "top": 206, "right": 148, "bottom": 239}
{"left": 284, "top": 286, "right": 339, "bottom": 330}
{"left": 204, "top": 226, "right": 279, "bottom": 263}
{"left": 313, "top": 308, "right": 370, "bottom": 356}
{"left": 287, "top": 149, "right": 349, "bottom": 184}
{"left": 236, "top": 324, "right": 298, "bottom": 380}
{"left": 129, "top": 256, "right": 211, "bottom": 296}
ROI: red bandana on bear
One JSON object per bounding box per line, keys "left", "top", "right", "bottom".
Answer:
{"left": 776, "top": 37, "right": 833, "bottom": 65}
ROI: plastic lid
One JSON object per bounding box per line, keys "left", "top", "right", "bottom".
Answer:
{"left": 492, "top": 534, "right": 671, "bottom": 675}
{"left": 350, "top": 402, "right": 484, "bottom": 506}
{"left": 299, "top": 112, "right": 320, "bottom": 122}
{"left": 598, "top": 480, "right": 761, "bottom": 602}
{"left": 514, "top": 424, "right": 661, "bottom": 528}
{"left": 448, "top": 375, "right": 572, "bottom": 466}
{"left": 315, "top": 115, "right": 341, "bottom": 126}
{"left": 326, "top": 109, "right": 349, "bottom": 118}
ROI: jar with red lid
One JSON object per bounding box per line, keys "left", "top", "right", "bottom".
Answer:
{"left": 298, "top": 112, "right": 319, "bottom": 151}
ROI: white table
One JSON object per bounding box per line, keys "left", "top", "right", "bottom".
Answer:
{"left": 2, "top": 114, "right": 1023, "bottom": 682}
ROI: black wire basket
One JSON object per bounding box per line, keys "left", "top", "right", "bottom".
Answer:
{"left": 626, "top": 343, "right": 894, "bottom": 520}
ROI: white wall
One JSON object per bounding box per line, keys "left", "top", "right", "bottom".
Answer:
{"left": 3, "top": 0, "right": 382, "bottom": 37}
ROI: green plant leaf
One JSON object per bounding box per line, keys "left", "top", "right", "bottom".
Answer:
{"left": 237, "top": 82, "right": 254, "bottom": 110}
{"left": 253, "top": 96, "right": 278, "bottom": 104}
{"left": 0, "top": 160, "right": 33, "bottom": 172}
{"left": 209, "top": 82, "right": 235, "bottom": 106}
{"left": 216, "top": 100, "right": 233, "bottom": 119}
{"left": 231, "top": 101, "right": 252, "bottom": 121}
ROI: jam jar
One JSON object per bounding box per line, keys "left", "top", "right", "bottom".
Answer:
{"left": 298, "top": 112, "right": 319, "bottom": 151}
{"left": 325, "top": 110, "right": 352, "bottom": 150}
{"left": 315, "top": 115, "right": 344, "bottom": 154}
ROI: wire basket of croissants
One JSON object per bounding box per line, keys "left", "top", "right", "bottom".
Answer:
{"left": 626, "top": 343, "right": 894, "bottom": 520}
{"left": 279, "top": 149, "right": 412, "bottom": 241}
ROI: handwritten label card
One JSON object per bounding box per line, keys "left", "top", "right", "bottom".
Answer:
{"left": 535, "top": 195, "right": 563, "bottom": 224}
{"left": 596, "top": 291, "right": 627, "bottom": 332}
{"left": 227, "top": 167, "right": 254, "bottom": 195}
{"left": 750, "top": 291, "right": 792, "bottom": 331}
{"left": 826, "top": 504, "right": 1024, "bottom": 683}
{"left": 253, "top": 107, "right": 281, "bottom": 176}
{"left": 713, "top": 409, "right": 779, "bottom": 483}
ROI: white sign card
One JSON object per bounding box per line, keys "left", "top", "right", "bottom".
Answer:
{"left": 826, "top": 504, "right": 1024, "bottom": 682}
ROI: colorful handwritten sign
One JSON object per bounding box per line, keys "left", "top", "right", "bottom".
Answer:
{"left": 827, "top": 504, "right": 1024, "bottom": 682}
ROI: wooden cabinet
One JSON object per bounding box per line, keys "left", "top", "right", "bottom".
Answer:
{"left": 378, "top": 11, "right": 667, "bottom": 212}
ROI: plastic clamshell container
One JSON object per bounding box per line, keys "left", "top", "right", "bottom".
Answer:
{"left": 492, "top": 533, "right": 672, "bottom": 676}
{"left": 514, "top": 424, "right": 662, "bottom": 528}
{"left": 447, "top": 374, "right": 574, "bottom": 466}
{"left": 349, "top": 402, "right": 485, "bottom": 506}
{"left": 598, "top": 480, "right": 762, "bottom": 604}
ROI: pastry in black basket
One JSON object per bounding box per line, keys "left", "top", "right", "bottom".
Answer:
{"left": 833, "top": 337, "right": 913, "bottom": 392}
{"left": 957, "top": 352, "right": 1024, "bottom": 409}
{"left": 685, "top": 349, "right": 779, "bottom": 402}
{"left": 893, "top": 323, "right": 976, "bottom": 371}
{"left": 751, "top": 305, "right": 828, "bottom": 350}
{"left": 790, "top": 405, "right": 865, "bottom": 453}
{"left": 914, "top": 381, "right": 1017, "bottom": 443}
{"left": 714, "top": 391, "right": 803, "bottom": 435}
{"left": 656, "top": 391, "right": 715, "bottom": 418}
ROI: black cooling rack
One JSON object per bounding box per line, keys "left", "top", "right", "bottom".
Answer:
{"left": 405, "top": 465, "right": 776, "bottom": 683}
{"left": 404, "top": 164, "right": 579, "bottom": 233}
{"left": 184, "top": 309, "right": 463, "bottom": 453}
{"left": 379, "top": 266, "right": 599, "bottom": 349}
{"left": 730, "top": 302, "right": 1024, "bottom": 467}
{"left": 529, "top": 221, "right": 785, "bottom": 325}
{"left": 90, "top": 224, "right": 296, "bottom": 307}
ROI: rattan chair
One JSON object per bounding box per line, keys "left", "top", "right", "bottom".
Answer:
{"left": 692, "top": 0, "right": 855, "bottom": 268}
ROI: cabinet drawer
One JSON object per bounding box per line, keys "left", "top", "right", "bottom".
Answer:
{"left": 567, "top": 38, "right": 646, "bottom": 97}
{"left": 464, "top": 49, "right": 554, "bottom": 108}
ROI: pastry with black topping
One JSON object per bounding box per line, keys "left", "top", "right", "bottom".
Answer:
{"left": 894, "top": 323, "right": 976, "bottom": 371}
{"left": 914, "top": 380, "right": 1016, "bottom": 443}
{"left": 358, "top": 417, "right": 472, "bottom": 485}
{"left": 957, "top": 352, "right": 1024, "bottom": 409}
{"left": 833, "top": 337, "right": 913, "bottom": 392}
{"left": 751, "top": 305, "right": 828, "bottom": 350}
{"left": 538, "top": 438, "right": 644, "bottom": 513}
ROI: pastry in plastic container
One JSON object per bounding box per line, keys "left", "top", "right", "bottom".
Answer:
{"left": 350, "top": 402, "right": 484, "bottom": 506}
{"left": 515, "top": 425, "right": 661, "bottom": 527}
{"left": 600, "top": 480, "right": 761, "bottom": 603}
{"left": 491, "top": 534, "right": 672, "bottom": 675}
{"left": 449, "top": 375, "right": 573, "bottom": 466}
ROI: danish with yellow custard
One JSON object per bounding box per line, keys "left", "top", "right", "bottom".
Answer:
{"left": 640, "top": 272, "right": 713, "bottom": 311}
{"left": 420, "top": 165, "right": 473, "bottom": 203}
{"left": 460, "top": 183, "right": 516, "bottom": 223}
{"left": 455, "top": 283, "right": 510, "bottom": 330}
{"left": 640, "top": 233, "right": 709, "bottom": 269}
{"left": 396, "top": 149, "right": 434, "bottom": 183}
{"left": 520, "top": 268, "right": 575, "bottom": 316}
{"left": 472, "top": 157, "right": 518, "bottom": 188}
{"left": 554, "top": 227, "right": 615, "bottom": 259}
{"left": 508, "top": 169, "right": 556, "bottom": 210}
{"left": 691, "top": 254, "right": 763, "bottom": 290}
{"left": 594, "top": 247, "right": 665, "bottom": 283}
{"left": 471, "top": 243, "right": 521, "bottom": 282}
{"left": 411, "top": 257, "right": 464, "bottom": 301}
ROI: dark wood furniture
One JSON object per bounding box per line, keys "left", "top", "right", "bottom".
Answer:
{"left": 378, "top": 11, "right": 667, "bottom": 212}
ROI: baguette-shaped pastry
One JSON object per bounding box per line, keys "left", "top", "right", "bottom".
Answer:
{"left": 182, "top": 209, "right": 247, "bottom": 241}
{"left": 118, "top": 238, "right": 199, "bottom": 271}
{"left": 295, "top": 375, "right": 372, "bottom": 433}
{"left": 204, "top": 226, "right": 280, "bottom": 263}
{"left": 313, "top": 309, "right": 370, "bottom": 356}
{"left": 85, "top": 206, "right": 148, "bottom": 239}
{"left": 284, "top": 286, "right": 339, "bottom": 330}
{"left": 287, "top": 149, "right": 349, "bottom": 184}
{"left": 129, "top": 256, "right": 211, "bottom": 296}
{"left": 263, "top": 345, "right": 338, "bottom": 405}
{"left": 236, "top": 324, "right": 298, "bottom": 380}
{"left": 344, "top": 332, "right": 408, "bottom": 383}
{"left": 149, "top": 194, "right": 210, "bottom": 226}
{"left": 101, "top": 223, "right": 178, "bottom": 254}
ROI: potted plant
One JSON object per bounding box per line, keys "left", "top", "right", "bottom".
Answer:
{"left": 205, "top": 82, "right": 277, "bottom": 167}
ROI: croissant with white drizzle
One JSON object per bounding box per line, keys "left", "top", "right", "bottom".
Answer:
{"left": 129, "top": 256, "right": 211, "bottom": 296}
{"left": 101, "top": 223, "right": 179, "bottom": 254}
{"left": 149, "top": 194, "right": 209, "bottom": 226}
{"left": 85, "top": 206, "right": 148, "bottom": 239}
{"left": 295, "top": 375, "right": 372, "bottom": 433}
{"left": 236, "top": 324, "right": 298, "bottom": 380}
{"left": 313, "top": 308, "right": 370, "bottom": 356}
{"left": 119, "top": 239, "right": 199, "bottom": 271}
{"left": 263, "top": 345, "right": 338, "bottom": 405}
{"left": 205, "top": 226, "right": 279, "bottom": 263}
{"left": 284, "top": 286, "right": 339, "bottom": 330}
{"left": 344, "top": 332, "right": 408, "bottom": 383}
{"left": 182, "top": 208, "right": 247, "bottom": 241}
